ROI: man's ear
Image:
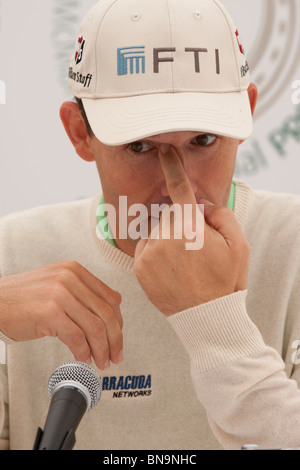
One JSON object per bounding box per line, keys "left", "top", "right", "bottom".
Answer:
{"left": 60, "top": 101, "right": 95, "bottom": 162}
{"left": 238, "top": 82, "right": 258, "bottom": 145}
{"left": 247, "top": 82, "right": 258, "bottom": 117}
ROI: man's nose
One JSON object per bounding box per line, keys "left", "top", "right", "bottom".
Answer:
{"left": 159, "top": 145, "right": 198, "bottom": 198}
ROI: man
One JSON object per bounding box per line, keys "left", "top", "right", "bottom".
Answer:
{"left": 1, "top": 0, "right": 300, "bottom": 450}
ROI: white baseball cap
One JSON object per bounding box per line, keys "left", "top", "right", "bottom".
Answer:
{"left": 68, "top": 0, "right": 252, "bottom": 145}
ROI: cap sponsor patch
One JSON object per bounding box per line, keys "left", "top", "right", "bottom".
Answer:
{"left": 75, "top": 35, "right": 86, "bottom": 65}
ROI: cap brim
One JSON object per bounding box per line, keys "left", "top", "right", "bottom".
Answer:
{"left": 82, "top": 91, "right": 252, "bottom": 146}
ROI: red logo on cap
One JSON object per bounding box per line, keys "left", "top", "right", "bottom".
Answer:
{"left": 235, "top": 29, "right": 245, "bottom": 55}
{"left": 75, "top": 35, "right": 86, "bottom": 65}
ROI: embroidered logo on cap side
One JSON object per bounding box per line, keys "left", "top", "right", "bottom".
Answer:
{"left": 75, "top": 35, "right": 86, "bottom": 65}
{"left": 235, "top": 29, "right": 245, "bottom": 55}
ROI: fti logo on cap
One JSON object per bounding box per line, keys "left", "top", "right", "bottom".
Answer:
{"left": 117, "top": 46, "right": 222, "bottom": 76}
{"left": 117, "top": 47, "right": 146, "bottom": 76}
{"left": 75, "top": 35, "right": 86, "bottom": 65}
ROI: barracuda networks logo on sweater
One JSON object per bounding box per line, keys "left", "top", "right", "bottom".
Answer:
{"left": 102, "top": 374, "right": 152, "bottom": 399}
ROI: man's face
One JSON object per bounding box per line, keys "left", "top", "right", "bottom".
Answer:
{"left": 90, "top": 131, "right": 240, "bottom": 256}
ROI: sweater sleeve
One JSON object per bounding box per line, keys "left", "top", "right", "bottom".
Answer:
{"left": 168, "top": 290, "right": 300, "bottom": 450}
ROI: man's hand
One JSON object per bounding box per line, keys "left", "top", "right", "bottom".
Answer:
{"left": 134, "top": 144, "right": 250, "bottom": 316}
{"left": 0, "top": 261, "right": 123, "bottom": 369}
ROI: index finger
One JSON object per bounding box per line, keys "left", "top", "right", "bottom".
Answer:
{"left": 159, "top": 144, "right": 197, "bottom": 206}
{"left": 55, "top": 261, "right": 123, "bottom": 328}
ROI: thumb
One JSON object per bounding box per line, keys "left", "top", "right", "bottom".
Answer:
{"left": 200, "top": 199, "right": 243, "bottom": 245}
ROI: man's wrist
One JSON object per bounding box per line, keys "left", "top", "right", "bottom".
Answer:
{"left": 168, "top": 290, "right": 265, "bottom": 375}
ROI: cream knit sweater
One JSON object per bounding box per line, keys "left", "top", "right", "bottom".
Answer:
{"left": 0, "top": 180, "right": 300, "bottom": 450}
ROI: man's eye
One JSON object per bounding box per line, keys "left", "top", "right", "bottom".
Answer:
{"left": 129, "top": 141, "right": 154, "bottom": 153}
{"left": 194, "top": 134, "right": 217, "bottom": 146}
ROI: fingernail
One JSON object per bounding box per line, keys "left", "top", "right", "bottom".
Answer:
{"left": 104, "top": 359, "right": 110, "bottom": 369}
{"left": 160, "top": 144, "right": 170, "bottom": 154}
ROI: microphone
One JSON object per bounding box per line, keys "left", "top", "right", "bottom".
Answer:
{"left": 33, "top": 361, "right": 101, "bottom": 450}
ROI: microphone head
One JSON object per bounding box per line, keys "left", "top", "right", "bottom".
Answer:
{"left": 48, "top": 362, "right": 101, "bottom": 411}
